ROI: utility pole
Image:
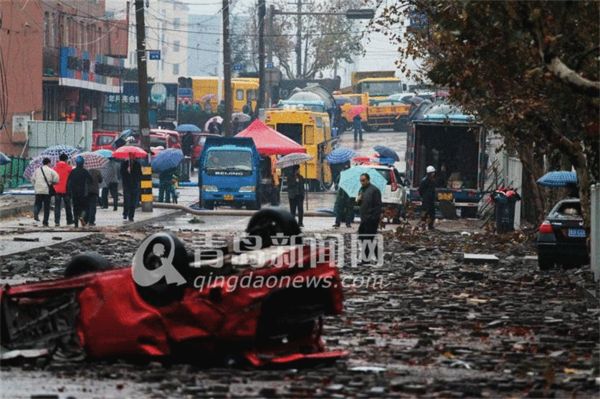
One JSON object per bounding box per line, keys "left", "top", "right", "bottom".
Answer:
{"left": 295, "top": 0, "right": 302, "bottom": 78}
{"left": 134, "top": 0, "right": 152, "bottom": 212}
{"left": 222, "top": 0, "right": 232, "bottom": 135}
{"left": 268, "top": 5, "right": 274, "bottom": 66}
{"left": 257, "top": 0, "right": 266, "bottom": 113}
{"left": 134, "top": 0, "right": 150, "bottom": 150}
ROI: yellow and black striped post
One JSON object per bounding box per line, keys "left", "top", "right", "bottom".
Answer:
{"left": 141, "top": 165, "right": 153, "bottom": 212}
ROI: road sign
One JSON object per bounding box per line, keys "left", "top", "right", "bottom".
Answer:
{"left": 266, "top": 62, "right": 274, "bottom": 69}
{"left": 148, "top": 50, "right": 161, "bottom": 60}
{"left": 233, "top": 63, "right": 244, "bottom": 71}
{"left": 345, "top": 9, "right": 375, "bottom": 20}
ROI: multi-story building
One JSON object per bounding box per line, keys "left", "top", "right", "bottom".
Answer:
{"left": 41, "top": 0, "right": 128, "bottom": 123}
{"left": 125, "top": 0, "right": 189, "bottom": 82}
{"left": 0, "top": 0, "right": 44, "bottom": 155}
{"left": 187, "top": 14, "right": 221, "bottom": 77}
{"left": 0, "top": 0, "right": 128, "bottom": 155}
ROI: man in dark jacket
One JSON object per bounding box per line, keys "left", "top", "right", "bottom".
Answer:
{"left": 419, "top": 165, "right": 436, "bottom": 230}
{"left": 86, "top": 168, "right": 103, "bottom": 226}
{"left": 120, "top": 158, "right": 142, "bottom": 222}
{"left": 357, "top": 173, "right": 382, "bottom": 263}
{"left": 67, "top": 156, "right": 92, "bottom": 227}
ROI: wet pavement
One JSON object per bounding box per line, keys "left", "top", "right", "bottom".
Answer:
{"left": 1, "top": 130, "right": 599, "bottom": 398}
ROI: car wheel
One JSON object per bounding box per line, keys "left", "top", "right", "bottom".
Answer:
{"left": 538, "top": 253, "right": 554, "bottom": 271}
{"left": 64, "top": 252, "right": 111, "bottom": 277}
{"left": 134, "top": 232, "right": 190, "bottom": 306}
{"left": 246, "top": 208, "right": 301, "bottom": 248}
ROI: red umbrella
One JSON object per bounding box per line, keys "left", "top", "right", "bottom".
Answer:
{"left": 112, "top": 145, "right": 148, "bottom": 160}
{"left": 235, "top": 119, "right": 306, "bottom": 156}
{"left": 348, "top": 105, "right": 366, "bottom": 118}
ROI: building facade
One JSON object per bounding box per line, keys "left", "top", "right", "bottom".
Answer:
{"left": 41, "top": 0, "right": 128, "bottom": 125}
{"left": 0, "top": 0, "right": 44, "bottom": 155}
{"left": 187, "top": 14, "right": 221, "bottom": 77}
{"left": 125, "top": 0, "right": 189, "bottom": 83}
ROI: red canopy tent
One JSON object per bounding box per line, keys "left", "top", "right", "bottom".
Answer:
{"left": 235, "top": 120, "right": 306, "bottom": 156}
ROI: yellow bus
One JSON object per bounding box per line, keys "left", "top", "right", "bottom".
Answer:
{"left": 264, "top": 107, "right": 333, "bottom": 190}
{"left": 191, "top": 77, "right": 258, "bottom": 113}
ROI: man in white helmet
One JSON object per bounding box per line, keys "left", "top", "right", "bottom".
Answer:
{"left": 419, "top": 165, "right": 437, "bottom": 229}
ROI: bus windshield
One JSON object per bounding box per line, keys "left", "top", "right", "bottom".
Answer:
{"left": 358, "top": 81, "right": 402, "bottom": 97}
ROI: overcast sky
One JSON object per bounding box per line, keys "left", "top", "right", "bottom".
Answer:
{"left": 106, "top": 0, "right": 408, "bottom": 84}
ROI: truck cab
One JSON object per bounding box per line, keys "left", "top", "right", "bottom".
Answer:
{"left": 199, "top": 137, "right": 261, "bottom": 210}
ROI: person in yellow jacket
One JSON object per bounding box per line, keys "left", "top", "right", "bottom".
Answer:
{"left": 270, "top": 155, "right": 280, "bottom": 205}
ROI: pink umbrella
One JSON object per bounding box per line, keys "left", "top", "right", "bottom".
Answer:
{"left": 348, "top": 105, "right": 366, "bottom": 118}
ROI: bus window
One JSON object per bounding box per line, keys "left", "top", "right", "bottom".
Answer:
{"left": 236, "top": 89, "right": 244, "bottom": 101}
{"left": 246, "top": 90, "right": 256, "bottom": 101}
{"left": 315, "top": 117, "right": 323, "bottom": 129}
{"left": 304, "top": 125, "right": 315, "bottom": 145}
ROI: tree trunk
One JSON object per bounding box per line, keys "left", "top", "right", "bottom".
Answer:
{"left": 516, "top": 141, "right": 545, "bottom": 225}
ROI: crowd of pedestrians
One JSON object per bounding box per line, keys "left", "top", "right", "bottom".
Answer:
{"left": 31, "top": 153, "right": 144, "bottom": 227}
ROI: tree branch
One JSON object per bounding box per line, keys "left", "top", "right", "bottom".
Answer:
{"left": 546, "top": 56, "right": 600, "bottom": 97}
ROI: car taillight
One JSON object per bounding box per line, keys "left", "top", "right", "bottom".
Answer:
{"left": 391, "top": 182, "right": 398, "bottom": 192}
{"left": 538, "top": 221, "right": 553, "bottom": 234}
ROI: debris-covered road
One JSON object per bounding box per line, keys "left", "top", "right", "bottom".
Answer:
{"left": 1, "top": 220, "right": 598, "bottom": 398}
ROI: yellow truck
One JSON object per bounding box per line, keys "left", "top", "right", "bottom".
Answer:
{"left": 264, "top": 107, "right": 333, "bottom": 191}
{"left": 334, "top": 93, "right": 410, "bottom": 132}
{"left": 191, "top": 77, "right": 258, "bottom": 113}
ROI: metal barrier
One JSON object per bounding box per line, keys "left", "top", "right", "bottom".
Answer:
{"left": 0, "top": 157, "right": 30, "bottom": 191}
{"left": 591, "top": 184, "right": 599, "bottom": 281}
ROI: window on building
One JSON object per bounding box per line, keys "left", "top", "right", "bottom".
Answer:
{"left": 173, "top": 64, "right": 179, "bottom": 75}
{"left": 174, "top": 18, "right": 181, "bottom": 28}
{"left": 44, "top": 12, "right": 49, "bottom": 47}
{"left": 173, "top": 40, "right": 180, "bottom": 52}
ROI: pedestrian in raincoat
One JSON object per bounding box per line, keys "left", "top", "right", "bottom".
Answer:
{"left": 353, "top": 114, "right": 363, "bottom": 142}
{"left": 158, "top": 167, "right": 177, "bottom": 203}
{"left": 357, "top": 173, "right": 382, "bottom": 263}
{"left": 287, "top": 165, "right": 305, "bottom": 227}
{"left": 419, "top": 165, "right": 436, "bottom": 230}
{"left": 32, "top": 157, "right": 59, "bottom": 227}
{"left": 67, "top": 156, "right": 92, "bottom": 227}
{"left": 53, "top": 153, "right": 74, "bottom": 226}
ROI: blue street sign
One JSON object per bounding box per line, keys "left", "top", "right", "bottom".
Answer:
{"left": 233, "top": 63, "right": 243, "bottom": 71}
{"left": 266, "top": 62, "right": 273, "bottom": 68}
{"left": 148, "top": 50, "right": 161, "bottom": 60}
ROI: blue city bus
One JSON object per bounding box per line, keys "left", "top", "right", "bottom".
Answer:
{"left": 198, "top": 137, "right": 261, "bottom": 210}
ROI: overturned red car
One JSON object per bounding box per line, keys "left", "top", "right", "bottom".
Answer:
{"left": 0, "top": 210, "right": 345, "bottom": 366}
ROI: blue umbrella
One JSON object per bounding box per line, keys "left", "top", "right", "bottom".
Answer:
{"left": 39, "top": 145, "right": 79, "bottom": 158}
{"left": 537, "top": 171, "right": 577, "bottom": 187}
{"left": 373, "top": 145, "right": 399, "bottom": 162}
{"left": 176, "top": 124, "right": 201, "bottom": 133}
{"left": 326, "top": 147, "right": 355, "bottom": 164}
{"left": 94, "top": 149, "right": 113, "bottom": 159}
{"left": 151, "top": 148, "right": 184, "bottom": 172}
{"left": 0, "top": 151, "right": 10, "bottom": 166}
{"left": 338, "top": 166, "right": 387, "bottom": 197}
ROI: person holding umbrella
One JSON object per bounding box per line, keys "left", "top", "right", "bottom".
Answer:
{"left": 120, "top": 155, "right": 142, "bottom": 223}
{"left": 158, "top": 167, "right": 178, "bottom": 203}
{"left": 86, "top": 166, "right": 103, "bottom": 226}
{"left": 32, "top": 157, "right": 59, "bottom": 227}
{"left": 67, "top": 156, "right": 92, "bottom": 228}
{"left": 333, "top": 163, "right": 354, "bottom": 228}
{"left": 357, "top": 173, "right": 382, "bottom": 264}
{"left": 287, "top": 165, "right": 305, "bottom": 227}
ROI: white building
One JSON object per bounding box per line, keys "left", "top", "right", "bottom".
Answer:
{"left": 122, "top": 0, "right": 190, "bottom": 82}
